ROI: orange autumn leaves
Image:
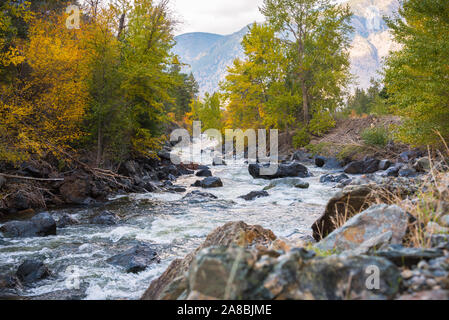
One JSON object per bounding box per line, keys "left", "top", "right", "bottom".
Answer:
{"left": 1, "top": 11, "right": 89, "bottom": 159}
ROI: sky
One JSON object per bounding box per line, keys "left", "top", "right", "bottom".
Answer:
{"left": 170, "top": 0, "right": 348, "bottom": 36}
{"left": 170, "top": 0, "right": 265, "bottom": 35}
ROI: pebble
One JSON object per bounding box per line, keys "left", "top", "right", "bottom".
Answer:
{"left": 401, "top": 269, "right": 413, "bottom": 280}
{"left": 417, "top": 261, "right": 429, "bottom": 270}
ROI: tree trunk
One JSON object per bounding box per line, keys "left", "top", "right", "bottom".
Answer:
{"left": 96, "top": 124, "right": 102, "bottom": 167}
{"left": 301, "top": 79, "right": 309, "bottom": 124}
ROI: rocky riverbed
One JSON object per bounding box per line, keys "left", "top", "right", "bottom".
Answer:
{"left": 1, "top": 138, "right": 448, "bottom": 300}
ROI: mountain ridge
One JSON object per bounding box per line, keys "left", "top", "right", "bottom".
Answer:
{"left": 173, "top": 0, "right": 400, "bottom": 95}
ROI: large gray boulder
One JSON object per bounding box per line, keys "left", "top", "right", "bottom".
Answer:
{"left": 344, "top": 158, "right": 380, "bottom": 174}
{"left": 159, "top": 246, "right": 401, "bottom": 300}
{"left": 16, "top": 259, "right": 51, "bottom": 284}
{"left": 107, "top": 244, "right": 160, "bottom": 273}
{"left": 0, "top": 212, "right": 56, "bottom": 238}
{"left": 192, "top": 177, "right": 223, "bottom": 189}
{"left": 316, "top": 204, "right": 409, "bottom": 253}
{"left": 141, "top": 222, "right": 276, "bottom": 300}
{"left": 248, "top": 162, "right": 310, "bottom": 180}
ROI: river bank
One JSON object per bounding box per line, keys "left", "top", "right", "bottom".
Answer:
{"left": 1, "top": 129, "right": 448, "bottom": 300}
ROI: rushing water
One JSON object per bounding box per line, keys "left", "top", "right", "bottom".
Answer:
{"left": 0, "top": 137, "right": 338, "bottom": 300}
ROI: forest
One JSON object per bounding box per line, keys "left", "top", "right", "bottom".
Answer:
{"left": 1, "top": 0, "right": 448, "bottom": 167}
{"left": 1, "top": 0, "right": 449, "bottom": 302}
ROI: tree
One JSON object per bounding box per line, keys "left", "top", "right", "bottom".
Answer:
{"left": 261, "top": 0, "right": 353, "bottom": 124}
{"left": 186, "top": 92, "right": 223, "bottom": 132}
{"left": 384, "top": 0, "right": 449, "bottom": 146}
{"left": 165, "top": 62, "right": 199, "bottom": 122}
{"left": 221, "top": 23, "right": 293, "bottom": 130}
{"left": 0, "top": 12, "right": 89, "bottom": 161}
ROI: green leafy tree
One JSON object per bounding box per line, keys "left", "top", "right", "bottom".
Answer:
{"left": 261, "top": 0, "right": 353, "bottom": 124}
{"left": 187, "top": 92, "right": 223, "bottom": 132}
{"left": 384, "top": 0, "right": 449, "bottom": 146}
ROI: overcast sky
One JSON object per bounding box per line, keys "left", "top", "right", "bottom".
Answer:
{"left": 170, "top": 0, "right": 265, "bottom": 35}
{"left": 170, "top": 0, "right": 347, "bottom": 35}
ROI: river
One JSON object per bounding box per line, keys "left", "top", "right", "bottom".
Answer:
{"left": 0, "top": 137, "right": 337, "bottom": 299}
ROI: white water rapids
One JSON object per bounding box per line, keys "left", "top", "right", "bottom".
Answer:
{"left": 0, "top": 137, "right": 338, "bottom": 299}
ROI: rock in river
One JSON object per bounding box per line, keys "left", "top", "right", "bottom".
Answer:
{"left": 239, "top": 191, "right": 269, "bottom": 201}
{"left": 248, "top": 162, "right": 310, "bottom": 180}
{"left": 192, "top": 177, "right": 223, "bottom": 189}
{"left": 344, "top": 158, "right": 380, "bottom": 174}
{"left": 0, "top": 212, "right": 56, "bottom": 238}
{"left": 90, "top": 211, "right": 119, "bottom": 226}
{"left": 195, "top": 169, "right": 212, "bottom": 177}
{"left": 320, "top": 173, "right": 349, "bottom": 184}
{"left": 107, "top": 244, "right": 161, "bottom": 273}
{"left": 16, "top": 259, "right": 51, "bottom": 284}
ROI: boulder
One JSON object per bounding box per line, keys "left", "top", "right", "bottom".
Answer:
{"left": 107, "top": 244, "right": 161, "bottom": 273}
{"left": 263, "top": 178, "right": 310, "bottom": 190}
{"left": 195, "top": 169, "right": 212, "bottom": 177}
{"left": 141, "top": 221, "right": 276, "bottom": 300}
{"left": 159, "top": 246, "right": 400, "bottom": 300}
{"left": 439, "top": 215, "right": 449, "bottom": 228}
{"left": 426, "top": 222, "right": 449, "bottom": 235}
{"left": 375, "top": 245, "right": 445, "bottom": 267}
{"left": 316, "top": 205, "right": 409, "bottom": 253}
{"left": 59, "top": 174, "right": 92, "bottom": 205}
{"left": 315, "top": 156, "right": 326, "bottom": 168}
{"left": 192, "top": 177, "right": 223, "bottom": 189}
{"left": 414, "top": 157, "right": 430, "bottom": 172}
{"left": 0, "top": 212, "right": 56, "bottom": 238}
{"left": 239, "top": 191, "right": 269, "bottom": 201}
{"left": 143, "top": 181, "right": 158, "bottom": 192}
{"left": 119, "top": 160, "right": 140, "bottom": 177}
{"left": 16, "top": 260, "right": 51, "bottom": 284}
{"left": 182, "top": 191, "right": 218, "bottom": 203}
{"left": 166, "top": 185, "right": 186, "bottom": 193}
{"left": 399, "top": 150, "right": 419, "bottom": 163}
{"left": 291, "top": 150, "right": 313, "bottom": 163}
{"left": 248, "top": 162, "right": 310, "bottom": 180}
{"left": 290, "top": 254, "right": 401, "bottom": 300}
{"left": 295, "top": 181, "right": 310, "bottom": 189}
{"left": 344, "top": 158, "right": 380, "bottom": 174}
{"left": 311, "top": 185, "right": 375, "bottom": 241}
{"left": 0, "top": 274, "right": 22, "bottom": 292}
{"left": 56, "top": 214, "right": 79, "bottom": 228}
{"left": 90, "top": 211, "right": 119, "bottom": 226}
{"left": 399, "top": 165, "right": 418, "bottom": 178}
{"left": 157, "top": 149, "right": 172, "bottom": 161}
{"left": 323, "top": 157, "right": 343, "bottom": 170}
{"left": 378, "top": 160, "right": 392, "bottom": 171}
{"left": 381, "top": 163, "right": 403, "bottom": 177}
{"left": 320, "top": 173, "right": 350, "bottom": 184}
{"left": 4, "top": 190, "right": 45, "bottom": 212}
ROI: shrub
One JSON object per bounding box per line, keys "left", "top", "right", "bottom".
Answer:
{"left": 361, "top": 127, "right": 390, "bottom": 147}
{"left": 309, "top": 112, "right": 336, "bottom": 137}
{"left": 292, "top": 128, "right": 310, "bottom": 148}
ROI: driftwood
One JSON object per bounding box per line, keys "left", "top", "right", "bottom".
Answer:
{"left": 0, "top": 173, "right": 64, "bottom": 182}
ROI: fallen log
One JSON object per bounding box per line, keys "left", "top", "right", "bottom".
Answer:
{"left": 0, "top": 173, "right": 64, "bottom": 182}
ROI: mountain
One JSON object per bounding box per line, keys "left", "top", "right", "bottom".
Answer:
{"left": 173, "top": 26, "right": 249, "bottom": 95}
{"left": 173, "top": 0, "right": 400, "bottom": 95}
